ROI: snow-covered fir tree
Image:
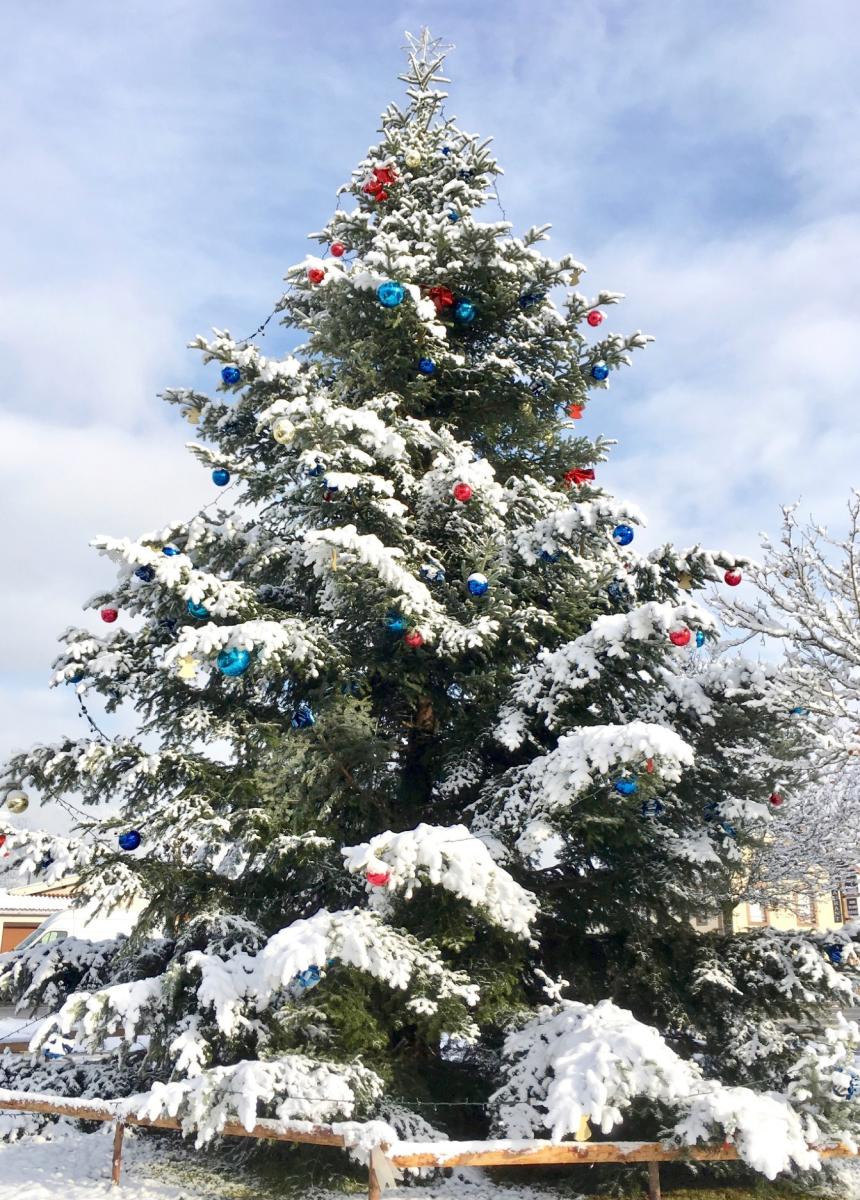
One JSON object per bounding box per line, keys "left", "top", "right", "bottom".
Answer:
{"left": 2, "top": 32, "right": 859, "bottom": 1184}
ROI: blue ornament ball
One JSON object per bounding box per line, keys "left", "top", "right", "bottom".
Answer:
{"left": 454, "top": 300, "right": 476, "bottom": 324}
{"left": 641, "top": 799, "right": 665, "bottom": 818}
{"left": 420, "top": 564, "right": 446, "bottom": 583}
{"left": 295, "top": 965, "right": 321, "bottom": 990}
{"left": 695, "top": 630, "right": 706, "bottom": 648}
{"left": 467, "top": 572, "right": 489, "bottom": 596}
{"left": 212, "top": 468, "right": 230, "bottom": 487}
{"left": 385, "top": 611, "right": 408, "bottom": 633}
{"left": 519, "top": 291, "right": 544, "bottom": 310}
{"left": 217, "top": 647, "right": 252, "bottom": 677}
{"left": 612, "top": 524, "right": 634, "bottom": 547}
{"left": 221, "top": 365, "right": 242, "bottom": 386}
{"left": 447, "top": 209, "right": 460, "bottom": 222}
{"left": 540, "top": 549, "right": 561, "bottom": 563}
{"left": 417, "top": 358, "right": 436, "bottom": 376}
{"left": 607, "top": 581, "right": 625, "bottom": 603}
{"left": 791, "top": 705, "right": 809, "bottom": 716}
{"left": 118, "top": 830, "right": 141, "bottom": 852}
{"left": 186, "top": 600, "right": 209, "bottom": 620}
{"left": 135, "top": 565, "right": 155, "bottom": 582}
{"left": 162, "top": 545, "right": 180, "bottom": 557}
{"left": 718, "top": 820, "right": 737, "bottom": 839}
{"left": 377, "top": 281, "right": 406, "bottom": 308}
{"left": 826, "top": 943, "right": 845, "bottom": 966}
{"left": 441, "top": 145, "right": 451, "bottom": 156}
{"left": 614, "top": 777, "right": 639, "bottom": 796}
{"left": 306, "top": 460, "right": 326, "bottom": 478}
{"left": 291, "top": 703, "right": 315, "bottom": 729}
{"left": 591, "top": 361, "right": 610, "bottom": 381}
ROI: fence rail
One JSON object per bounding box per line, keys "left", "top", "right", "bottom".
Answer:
{"left": 0, "top": 1089, "right": 858, "bottom": 1200}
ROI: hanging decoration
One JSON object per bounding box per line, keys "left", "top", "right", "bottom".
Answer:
{"left": 291, "top": 704, "right": 316, "bottom": 729}
{"left": 135, "top": 566, "right": 155, "bottom": 582}
{"left": 307, "top": 267, "right": 325, "bottom": 285}
{"left": 404, "top": 629, "right": 425, "bottom": 648}
{"left": 586, "top": 311, "right": 605, "bottom": 327}
{"left": 669, "top": 628, "right": 692, "bottom": 647}
{"left": 452, "top": 481, "right": 473, "bottom": 502}
{"left": 221, "top": 366, "right": 242, "bottom": 386}
{"left": 417, "top": 358, "right": 436, "bottom": 375}
{"left": 467, "top": 572, "right": 489, "bottom": 596}
{"left": 614, "top": 778, "right": 639, "bottom": 796}
{"left": 330, "top": 242, "right": 346, "bottom": 257}
{"left": 612, "top": 524, "right": 634, "bottom": 547}
{"left": 5, "top": 791, "right": 29, "bottom": 814}
{"left": 724, "top": 568, "right": 743, "bottom": 587}
{"left": 563, "top": 468, "right": 596, "bottom": 487}
{"left": 590, "top": 362, "right": 610, "bottom": 381}
{"left": 186, "top": 600, "right": 209, "bottom": 619}
{"left": 100, "top": 607, "right": 119, "bottom": 624}
{"left": 272, "top": 417, "right": 296, "bottom": 444}
{"left": 118, "top": 830, "right": 142, "bottom": 852}
{"left": 212, "top": 468, "right": 230, "bottom": 487}
{"left": 377, "top": 281, "right": 406, "bottom": 307}
{"left": 454, "top": 300, "right": 476, "bottom": 323}
{"left": 427, "top": 285, "right": 454, "bottom": 312}
{"left": 217, "top": 648, "right": 252, "bottom": 677}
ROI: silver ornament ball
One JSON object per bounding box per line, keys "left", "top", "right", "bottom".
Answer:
{"left": 5, "top": 790, "right": 29, "bottom": 814}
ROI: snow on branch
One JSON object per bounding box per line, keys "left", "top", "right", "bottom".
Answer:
{"left": 513, "top": 499, "right": 646, "bottom": 566}
{"left": 341, "top": 823, "right": 539, "bottom": 938}
{"left": 47, "top": 908, "right": 479, "bottom": 1053}
{"left": 132, "top": 1054, "right": 390, "bottom": 1150}
{"left": 497, "top": 600, "right": 717, "bottom": 748}
{"left": 490, "top": 999, "right": 819, "bottom": 1179}
{"left": 477, "top": 722, "right": 693, "bottom": 855}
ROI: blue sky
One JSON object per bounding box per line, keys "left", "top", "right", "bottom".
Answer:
{"left": 2, "top": 0, "right": 860, "bottom": 803}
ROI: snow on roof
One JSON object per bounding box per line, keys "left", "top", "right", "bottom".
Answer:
{"left": 0, "top": 891, "right": 68, "bottom": 915}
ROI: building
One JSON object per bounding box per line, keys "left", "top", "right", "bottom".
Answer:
{"left": 694, "top": 869, "right": 859, "bottom": 934}
{"left": 0, "top": 884, "right": 70, "bottom": 951}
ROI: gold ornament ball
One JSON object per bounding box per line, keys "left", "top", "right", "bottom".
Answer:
{"left": 404, "top": 149, "right": 422, "bottom": 169}
{"left": 5, "top": 791, "right": 29, "bottom": 814}
{"left": 272, "top": 417, "right": 296, "bottom": 445}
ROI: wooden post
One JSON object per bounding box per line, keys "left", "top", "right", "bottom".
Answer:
{"left": 111, "top": 1121, "right": 126, "bottom": 1187}
{"left": 368, "top": 1148, "right": 383, "bottom": 1200}
{"left": 646, "top": 1160, "right": 661, "bottom": 1200}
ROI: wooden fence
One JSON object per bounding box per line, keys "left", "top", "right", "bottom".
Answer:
{"left": 0, "top": 1089, "right": 858, "bottom": 1200}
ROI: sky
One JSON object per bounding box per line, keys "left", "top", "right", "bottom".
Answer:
{"left": 1, "top": 0, "right": 860, "bottom": 825}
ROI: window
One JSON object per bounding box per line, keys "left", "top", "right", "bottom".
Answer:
{"left": 843, "top": 874, "right": 859, "bottom": 896}
{"left": 747, "top": 902, "right": 767, "bottom": 925}
{"left": 846, "top": 896, "right": 859, "bottom": 918}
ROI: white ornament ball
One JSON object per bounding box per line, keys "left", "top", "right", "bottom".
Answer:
{"left": 272, "top": 417, "right": 296, "bottom": 445}
{"left": 404, "top": 149, "right": 422, "bottom": 169}
{"left": 5, "top": 791, "right": 29, "bottom": 814}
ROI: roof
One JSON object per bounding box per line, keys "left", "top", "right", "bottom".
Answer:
{"left": 0, "top": 891, "right": 68, "bottom": 915}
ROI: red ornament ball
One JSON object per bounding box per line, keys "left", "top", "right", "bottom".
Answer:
{"left": 724, "top": 568, "right": 742, "bottom": 587}
{"left": 367, "top": 870, "right": 391, "bottom": 887}
{"left": 100, "top": 606, "right": 119, "bottom": 623}
{"left": 568, "top": 403, "right": 585, "bottom": 420}
{"left": 404, "top": 629, "right": 425, "bottom": 648}
{"left": 669, "top": 628, "right": 692, "bottom": 647}
{"left": 452, "top": 481, "right": 473, "bottom": 503}
{"left": 307, "top": 268, "right": 325, "bottom": 285}
{"left": 330, "top": 242, "right": 346, "bottom": 257}
{"left": 427, "top": 285, "right": 455, "bottom": 312}
{"left": 586, "top": 311, "right": 605, "bottom": 328}
{"left": 769, "top": 791, "right": 785, "bottom": 807}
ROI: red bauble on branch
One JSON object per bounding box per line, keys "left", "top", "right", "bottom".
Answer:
{"left": 367, "top": 870, "right": 391, "bottom": 887}
{"left": 100, "top": 607, "right": 119, "bottom": 623}
{"left": 568, "top": 403, "right": 584, "bottom": 420}
{"left": 769, "top": 792, "right": 784, "bottom": 807}
{"left": 564, "top": 468, "right": 596, "bottom": 488}
{"left": 307, "top": 268, "right": 325, "bottom": 284}
{"left": 724, "top": 569, "right": 742, "bottom": 587}
{"left": 330, "top": 242, "right": 346, "bottom": 257}
{"left": 586, "top": 311, "right": 605, "bottom": 327}
{"left": 452, "top": 481, "right": 473, "bottom": 502}
{"left": 404, "top": 629, "right": 425, "bottom": 648}
{"left": 427, "top": 285, "right": 455, "bottom": 312}
{"left": 669, "top": 628, "right": 691, "bottom": 647}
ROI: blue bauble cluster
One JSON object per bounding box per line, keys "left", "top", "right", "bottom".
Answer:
{"left": 212, "top": 468, "right": 230, "bottom": 487}
{"left": 614, "top": 777, "right": 638, "bottom": 796}
{"left": 417, "top": 357, "right": 436, "bottom": 376}
{"left": 135, "top": 565, "right": 155, "bottom": 582}
{"left": 186, "top": 600, "right": 209, "bottom": 620}
{"left": 118, "top": 830, "right": 141, "bottom": 852}
{"left": 385, "top": 611, "right": 408, "bottom": 632}
{"left": 291, "top": 704, "right": 315, "bottom": 729}
{"left": 695, "top": 630, "right": 706, "bottom": 648}
{"left": 467, "top": 572, "right": 489, "bottom": 596}
{"left": 221, "top": 365, "right": 242, "bottom": 385}
{"left": 641, "top": 799, "right": 665, "bottom": 818}
{"left": 217, "top": 647, "right": 251, "bottom": 677}
{"left": 612, "top": 524, "right": 634, "bottom": 547}
{"left": 377, "top": 281, "right": 406, "bottom": 308}
{"left": 454, "top": 300, "right": 476, "bottom": 324}
{"left": 420, "top": 564, "right": 446, "bottom": 583}
{"left": 591, "top": 362, "right": 610, "bottom": 381}
{"left": 162, "top": 545, "right": 180, "bottom": 557}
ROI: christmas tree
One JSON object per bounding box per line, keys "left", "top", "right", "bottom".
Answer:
{"left": 2, "top": 32, "right": 858, "bottom": 1184}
